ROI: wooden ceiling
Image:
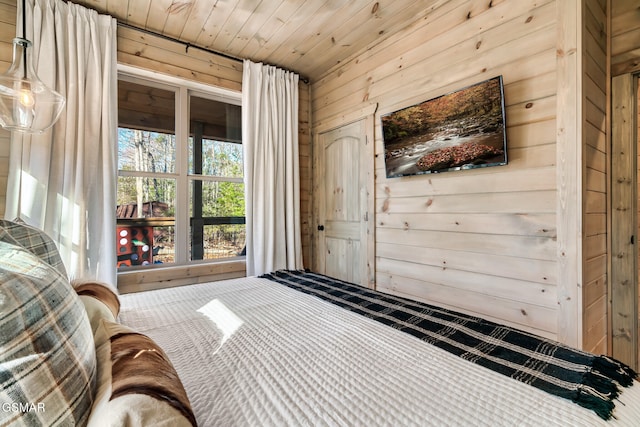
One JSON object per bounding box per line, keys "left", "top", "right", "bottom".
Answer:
{"left": 67, "top": 0, "right": 442, "bottom": 82}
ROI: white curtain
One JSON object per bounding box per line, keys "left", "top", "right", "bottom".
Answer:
{"left": 242, "top": 60, "right": 303, "bottom": 276}
{"left": 5, "top": 0, "right": 118, "bottom": 285}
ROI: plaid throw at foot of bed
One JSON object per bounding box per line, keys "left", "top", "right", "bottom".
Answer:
{"left": 260, "top": 270, "right": 638, "bottom": 420}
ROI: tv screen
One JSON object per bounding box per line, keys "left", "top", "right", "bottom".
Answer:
{"left": 381, "top": 75, "right": 507, "bottom": 178}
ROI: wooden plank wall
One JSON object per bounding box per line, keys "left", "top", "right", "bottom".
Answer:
{"left": 312, "top": 0, "right": 562, "bottom": 339}
{"left": 0, "top": 0, "right": 16, "bottom": 217}
{"left": 582, "top": 0, "right": 608, "bottom": 355}
{"left": 611, "top": 74, "right": 638, "bottom": 368}
{"left": 611, "top": 0, "right": 640, "bottom": 365}
{"left": 299, "top": 83, "right": 312, "bottom": 268}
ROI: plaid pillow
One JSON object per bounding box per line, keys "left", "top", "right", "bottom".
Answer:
{"left": 0, "top": 220, "right": 67, "bottom": 278}
{"left": 0, "top": 241, "right": 96, "bottom": 426}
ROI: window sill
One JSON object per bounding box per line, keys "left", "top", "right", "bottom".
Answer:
{"left": 117, "top": 258, "right": 246, "bottom": 294}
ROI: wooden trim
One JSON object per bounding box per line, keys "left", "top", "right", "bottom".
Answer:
{"left": 312, "top": 128, "right": 325, "bottom": 274}
{"left": 301, "top": 83, "right": 313, "bottom": 269}
{"left": 606, "top": 0, "right": 613, "bottom": 356}
{"left": 556, "top": 0, "right": 583, "bottom": 348}
{"left": 313, "top": 103, "right": 378, "bottom": 134}
{"left": 612, "top": 60, "right": 640, "bottom": 78}
{"left": 118, "top": 64, "right": 242, "bottom": 101}
{"left": 363, "top": 113, "right": 376, "bottom": 289}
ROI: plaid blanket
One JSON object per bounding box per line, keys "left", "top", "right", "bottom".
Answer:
{"left": 260, "top": 270, "right": 637, "bottom": 420}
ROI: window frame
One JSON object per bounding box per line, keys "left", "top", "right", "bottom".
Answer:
{"left": 117, "top": 64, "right": 243, "bottom": 268}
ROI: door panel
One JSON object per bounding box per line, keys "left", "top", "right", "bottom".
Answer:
{"left": 315, "top": 118, "right": 374, "bottom": 287}
{"left": 324, "top": 237, "right": 361, "bottom": 284}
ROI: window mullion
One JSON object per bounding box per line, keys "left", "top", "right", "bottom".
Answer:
{"left": 186, "top": 175, "right": 243, "bottom": 184}
{"left": 118, "top": 170, "right": 177, "bottom": 179}
{"left": 174, "top": 86, "right": 189, "bottom": 264}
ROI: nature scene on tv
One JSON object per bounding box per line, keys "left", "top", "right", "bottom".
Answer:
{"left": 382, "top": 76, "right": 507, "bottom": 178}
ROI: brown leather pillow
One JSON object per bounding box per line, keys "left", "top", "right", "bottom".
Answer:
{"left": 72, "top": 280, "right": 121, "bottom": 319}
{"left": 88, "top": 320, "right": 197, "bottom": 427}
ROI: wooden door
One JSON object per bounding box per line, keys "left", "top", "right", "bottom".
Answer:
{"left": 315, "top": 118, "right": 374, "bottom": 288}
{"left": 611, "top": 73, "right": 638, "bottom": 369}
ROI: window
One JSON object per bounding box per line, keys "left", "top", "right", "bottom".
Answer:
{"left": 188, "top": 95, "right": 244, "bottom": 261}
{"left": 116, "top": 74, "right": 243, "bottom": 270}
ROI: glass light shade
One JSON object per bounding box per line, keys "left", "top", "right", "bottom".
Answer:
{"left": 0, "top": 38, "right": 65, "bottom": 133}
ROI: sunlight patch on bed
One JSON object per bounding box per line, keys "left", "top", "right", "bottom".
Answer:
{"left": 197, "top": 299, "right": 243, "bottom": 351}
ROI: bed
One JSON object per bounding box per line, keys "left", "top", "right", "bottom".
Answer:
{"left": 2, "top": 215, "right": 637, "bottom": 426}
{"left": 117, "top": 270, "right": 640, "bottom": 427}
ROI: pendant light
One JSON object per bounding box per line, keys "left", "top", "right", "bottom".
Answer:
{"left": 0, "top": 0, "right": 65, "bottom": 133}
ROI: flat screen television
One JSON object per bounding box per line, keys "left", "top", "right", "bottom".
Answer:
{"left": 381, "top": 75, "right": 507, "bottom": 178}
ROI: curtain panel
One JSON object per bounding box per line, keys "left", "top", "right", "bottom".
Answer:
{"left": 242, "top": 60, "right": 303, "bottom": 276}
{"left": 5, "top": 0, "right": 118, "bottom": 285}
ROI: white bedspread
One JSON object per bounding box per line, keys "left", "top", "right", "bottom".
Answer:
{"left": 119, "top": 277, "right": 640, "bottom": 427}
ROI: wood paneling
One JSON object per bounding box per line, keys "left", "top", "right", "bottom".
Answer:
{"left": 310, "top": 0, "right": 618, "bottom": 348}
{"left": 555, "top": 0, "right": 583, "bottom": 348}
{"left": 581, "top": 0, "right": 609, "bottom": 353}
{"left": 611, "top": 74, "right": 638, "bottom": 368}
{"left": 299, "top": 84, "right": 312, "bottom": 268}
{"left": 312, "top": 0, "right": 567, "bottom": 338}
{"left": 68, "top": 0, "right": 443, "bottom": 82}
{"left": 315, "top": 1, "right": 556, "bottom": 122}
{"left": 611, "top": 0, "right": 640, "bottom": 368}
{"left": 117, "top": 25, "right": 242, "bottom": 92}
{"left": 611, "top": 0, "right": 640, "bottom": 366}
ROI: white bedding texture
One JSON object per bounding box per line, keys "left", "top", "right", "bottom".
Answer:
{"left": 119, "top": 276, "right": 640, "bottom": 427}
